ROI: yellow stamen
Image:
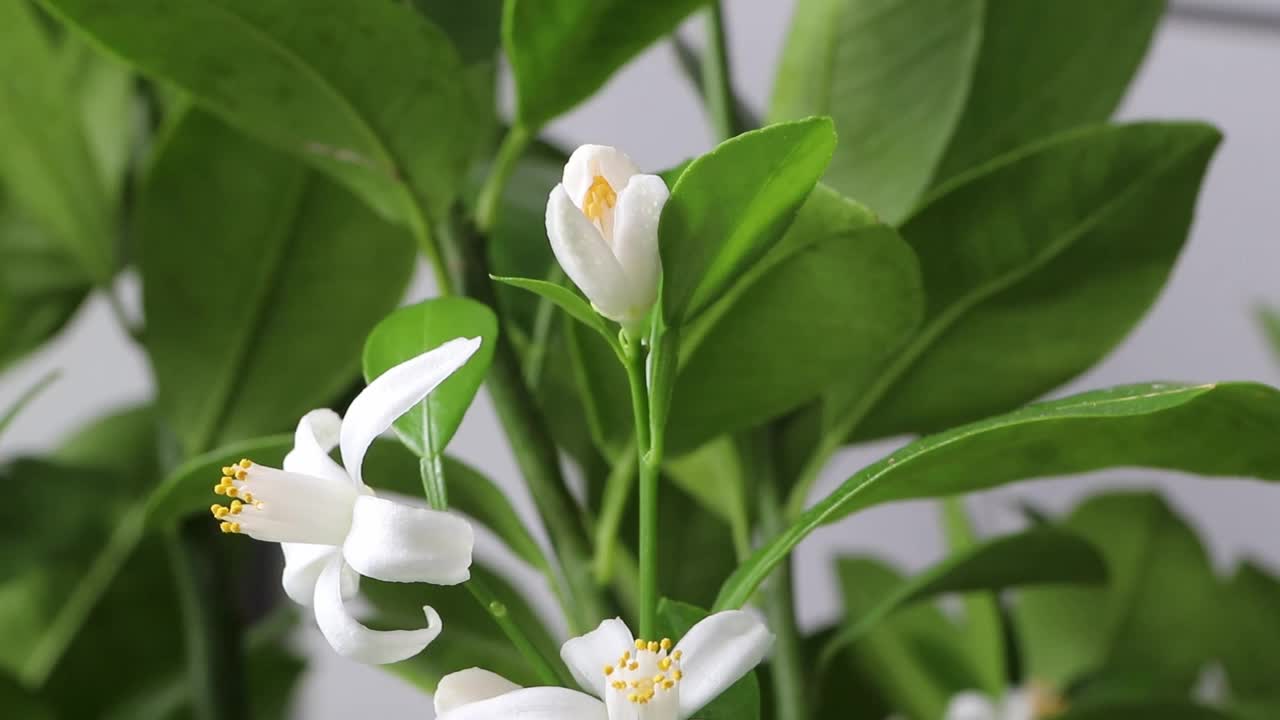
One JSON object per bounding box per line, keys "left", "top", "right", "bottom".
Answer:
{"left": 582, "top": 175, "right": 617, "bottom": 222}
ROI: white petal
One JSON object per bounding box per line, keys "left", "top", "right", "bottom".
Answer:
{"left": 563, "top": 144, "right": 641, "bottom": 210}
{"left": 341, "top": 495, "right": 474, "bottom": 584}
{"left": 944, "top": 692, "right": 1000, "bottom": 720}
{"left": 280, "top": 542, "right": 339, "bottom": 605}
{"left": 546, "top": 184, "right": 636, "bottom": 323}
{"left": 340, "top": 336, "right": 482, "bottom": 486}
{"left": 434, "top": 669, "right": 523, "bottom": 715}
{"left": 435, "top": 686, "right": 607, "bottom": 720}
{"left": 312, "top": 556, "right": 442, "bottom": 664}
{"left": 674, "top": 610, "right": 775, "bottom": 718}
{"left": 559, "top": 617, "right": 635, "bottom": 698}
{"left": 283, "top": 409, "right": 348, "bottom": 484}
{"left": 999, "top": 688, "right": 1034, "bottom": 720}
{"left": 609, "top": 173, "right": 668, "bottom": 322}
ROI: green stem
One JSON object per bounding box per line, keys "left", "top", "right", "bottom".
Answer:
{"left": 454, "top": 223, "right": 608, "bottom": 633}
{"left": 592, "top": 437, "right": 638, "bottom": 584}
{"left": 167, "top": 518, "right": 240, "bottom": 720}
{"left": 475, "top": 126, "right": 531, "bottom": 234}
{"left": 701, "top": 1, "right": 742, "bottom": 140}
{"left": 750, "top": 431, "right": 810, "bottom": 720}
{"left": 622, "top": 333, "right": 658, "bottom": 636}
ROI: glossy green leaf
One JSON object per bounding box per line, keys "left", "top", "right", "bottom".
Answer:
{"left": 656, "top": 599, "right": 761, "bottom": 720}
{"left": 141, "top": 110, "right": 415, "bottom": 455}
{"left": 492, "top": 275, "right": 612, "bottom": 346}
{"left": 935, "top": 0, "right": 1165, "bottom": 183}
{"left": 856, "top": 122, "right": 1221, "bottom": 441}
{"left": 0, "top": 200, "right": 89, "bottom": 369}
{"left": 1017, "top": 493, "right": 1218, "bottom": 696}
{"left": 659, "top": 118, "right": 837, "bottom": 324}
{"left": 716, "top": 381, "right": 1280, "bottom": 610}
{"left": 364, "top": 564, "right": 560, "bottom": 692}
{"left": 363, "top": 297, "right": 498, "bottom": 459}
{"left": 666, "top": 221, "right": 922, "bottom": 454}
{"left": 0, "top": 1, "right": 115, "bottom": 281}
{"left": 823, "top": 527, "right": 1106, "bottom": 662}
{"left": 1220, "top": 563, "right": 1280, "bottom": 714}
{"left": 505, "top": 0, "right": 708, "bottom": 129}
{"left": 827, "top": 557, "right": 980, "bottom": 720}
{"left": 41, "top": 0, "right": 475, "bottom": 229}
{"left": 771, "top": 0, "right": 982, "bottom": 222}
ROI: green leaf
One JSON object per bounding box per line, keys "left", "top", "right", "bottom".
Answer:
{"left": 362, "top": 297, "right": 498, "bottom": 459}
{"left": 935, "top": 0, "right": 1165, "bottom": 183}
{"left": 0, "top": 672, "right": 52, "bottom": 720}
{"left": 0, "top": 371, "right": 58, "bottom": 443}
{"left": 771, "top": 0, "right": 983, "bottom": 222}
{"left": 715, "top": 381, "right": 1280, "bottom": 611}
{"left": 663, "top": 437, "right": 750, "bottom": 549}
{"left": 1257, "top": 306, "right": 1280, "bottom": 366}
{"left": 659, "top": 118, "right": 837, "bottom": 325}
{"left": 856, "top": 122, "right": 1221, "bottom": 441}
{"left": 505, "top": 0, "right": 708, "bottom": 130}
{"left": 939, "top": 498, "right": 1005, "bottom": 697}
{"left": 1052, "top": 702, "right": 1236, "bottom": 720}
{"left": 363, "top": 565, "right": 560, "bottom": 692}
{"left": 0, "top": 1, "right": 116, "bottom": 281}
{"left": 492, "top": 275, "right": 613, "bottom": 347}
{"left": 656, "top": 599, "right": 761, "bottom": 720}
{"left": 40, "top": 0, "right": 476, "bottom": 230}
{"left": 141, "top": 110, "right": 415, "bottom": 455}
{"left": 1220, "top": 563, "right": 1280, "bottom": 713}
{"left": 666, "top": 221, "right": 922, "bottom": 454}
{"left": 51, "top": 404, "right": 156, "bottom": 478}
{"left": 413, "top": 0, "right": 503, "bottom": 65}
{"left": 1016, "top": 493, "right": 1218, "bottom": 696}
{"left": 822, "top": 527, "right": 1106, "bottom": 662}
{"left": 0, "top": 199, "right": 89, "bottom": 369}
{"left": 827, "top": 557, "right": 980, "bottom": 720}
{"left": 144, "top": 434, "right": 293, "bottom": 528}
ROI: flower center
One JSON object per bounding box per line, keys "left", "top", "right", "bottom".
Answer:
{"left": 582, "top": 175, "right": 617, "bottom": 223}
{"left": 210, "top": 458, "right": 357, "bottom": 545}
{"left": 603, "top": 637, "right": 682, "bottom": 713}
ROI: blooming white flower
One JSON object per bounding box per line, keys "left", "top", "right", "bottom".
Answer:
{"left": 210, "top": 337, "right": 482, "bottom": 664}
{"left": 546, "top": 144, "right": 670, "bottom": 333}
{"left": 944, "top": 685, "right": 1066, "bottom": 720}
{"left": 434, "top": 611, "right": 773, "bottom": 720}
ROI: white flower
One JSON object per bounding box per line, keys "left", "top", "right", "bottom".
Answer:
{"left": 433, "top": 611, "right": 773, "bottom": 720}
{"left": 546, "top": 144, "right": 669, "bottom": 332}
{"left": 944, "top": 685, "right": 1066, "bottom": 720}
{"left": 209, "top": 337, "right": 482, "bottom": 664}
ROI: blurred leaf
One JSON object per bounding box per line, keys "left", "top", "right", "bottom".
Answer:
{"left": 939, "top": 498, "right": 1006, "bottom": 697}
{"left": 364, "top": 564, "right": 560, "bottom": 692}
{"left": 1257, "top": 306, "right": 1280, "bottom": 365}
{"left": 659, "top": 118, "right": 836, "bottom": 324}
{"left": 505, "top": 0, "right": 708, "bottom": 130}
{"left": 413, "top": 0, "right": 503, "bottom": 65}
{"left": 934, "top": 0, "right": 1165, "bottom": 183}
{"left": 654, "top": 482, "right": 740, "bottom": 610}
{"left": 0, "top": 672, "right": 52, "bottom": 720}
{"left": 362, "top": 298, "right": 499, "bottom": 458}
{"left": 41, "top": 0, "right": 476, "bottom": 229}
{"left": 0, "top": 371, "right": 58, "bottom": 443}
{"left": 51, "top": 403, "right": 156, "bottom": 476}
{"left": 1052, "top": 701, "right": 1237, "bottom": 720}
{"left": 807, "top": 627, "right": 895, "bottom": 720}
{"left": 829, "top": 557, "right": 982, "bottom": 720}
{"left": 1220, "top": 563, "right": 1280, "bottom": 715}
{"left": 141, "top": 110, "right": 414, "bottom": 455}
{"left": 565, "top": 319, "right": 633, "bottom": 460}
{"left": 1016, "top": 493, "right": 1217, "bottom": 696}
{"left": 857, "top": 122, "right": 1221, "bottom": 441}
{"left": 823, "top": 527, "right": 1106, "bottom": 662}
{"left": 655, "top": 599, "right": 761, "bottom": 720}
{"left": 716, "top": 381, "right": 1280, "bottom": 611}
{"left": 663, "top": 436, "right": 750, "bottom": 545}
{"left": 771, "top": 0, "right": 983, "bottom": 222}
{"left": 0, "top": 0, "right": 115, "bottom": 281}
{"left": 667, "top": 221, "right": 922, "bottom": 454}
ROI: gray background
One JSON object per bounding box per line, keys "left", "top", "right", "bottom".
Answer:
{"left": 1, "top": 1, "right": 1277, "bottom": 716}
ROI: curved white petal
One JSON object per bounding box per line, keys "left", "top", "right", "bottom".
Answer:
{"left": 560, "top": 617, "right": 635, "bottom": 698}
{"left": 283, "top": 409, "right": 348, "bottom": 484}
{"left": 547, "top": 184, "right": 636, "bottom": 323}
{"left": 340, "top": 337, "right": 482, "bottom": 486}
{"left": 563, "top": 144, "right": 641, "bottom": 210}
{"left": 341, "top": 495, "right": 474, "bottom": 585}
{"left": 944, "top": 692, "right": 1000, "bottom": 720}
{"left": 610, "top": 173, "right": 668, "bottom": 321}
{"left": 313, "top": 556, "right": 441, "bottom": 664}
{"left": 674, "top": 610, "right": 775, "bottom": 718}
{"left": 435, "top": 669, "right": 523, "bottom": 716}
{"left": 999, "top": 688, "right": 1034, "bottom": 720}
{"left": 435, "top": 686, "right": 607, "bottom": 720}
{"left": 280, "top": 542, "right": 340, "bottom": 605}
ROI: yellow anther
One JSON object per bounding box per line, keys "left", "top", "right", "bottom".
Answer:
{"left": 647, "top": 641, "right": 659, "bottom": 653}
{"left": 241, "top": 492, "right": 255, "bottom": 504}
{"left": 603, "top": 665, "right": 614, "bottom": 676}
{"left": 225, "top": 486, "right": 239, "bottom": 498}
{"left": 239, "top": 459, "right": 252, "bottom": 468}
{"left": 612, "top": 680, "right": 626, "bottom": 690}
{"left": 659, "top": 658, "right": 672, "bottom": 670}
{"left": 635, "top": 638, "right": 647, "bottom": 650}
{"left": 622, "top": 651, "right": 631, "bottom": 661}
{"left": 673, "top": 650, "right": 683, "bottom": 660}
{"left": 663, "top": 680, "right": 674, "bottom": 689}
{"left": 214, "top": 485, "right": 226, "bottom": 496}
{"left": 628, "top": 662, "right": 638, "bottom": 671}
{"left": 221, "top": 466, "right": 234, "bottom": 475}
{"left": 229, "top": 500, "right": 243, "bottom": 515}
{"left": 673, "top": 669, "right": 683, "bottom": 680}
{"left": 582, "top": 175, "right": 617, "bottom": 222}
{"left": 234, "top": 469, "right": 248, "bottom": 480}
{"left": 652, "top": 674, "right": 664, "bottom": 684}
{"left": 630, "top": 680, "right": 640, "bottom": 688}
{"left": 219, "top": 521, "right": 233, "bottom": 533}
{"left": 660, "top": 638, "right": 672, "bottom": 651}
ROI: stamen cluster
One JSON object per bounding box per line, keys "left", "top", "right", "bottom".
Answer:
{"left": 603, "top": 637, "right": 683, "bottom": 705}
{"left": 210, "top": 458, "right": 260, "bottom": 534}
